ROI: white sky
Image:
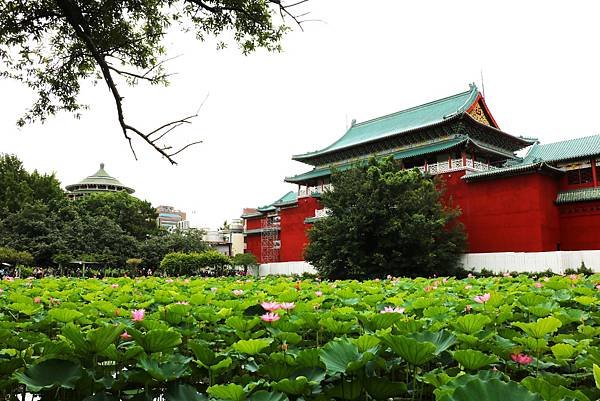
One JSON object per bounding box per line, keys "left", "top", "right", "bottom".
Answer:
{"left": 2, "top": 1, "right": 600, "bottom": 229}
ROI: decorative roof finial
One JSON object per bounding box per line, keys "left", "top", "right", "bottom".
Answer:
{"left": 351, "top": 119, "right": 357, "bottom": 126}
{"left": 100, "top": 162, "right": 105, "bottom": 169}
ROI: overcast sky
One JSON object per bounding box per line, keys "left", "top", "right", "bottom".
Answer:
{"left": 2, "top": 1, "right": 600, "bottom": 228}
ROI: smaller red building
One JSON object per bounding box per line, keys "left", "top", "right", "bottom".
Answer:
{"left": 243, "top": 85, "right": 600, "bottom": 263}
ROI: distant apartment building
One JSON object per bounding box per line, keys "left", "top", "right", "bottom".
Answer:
{"left": 156, "top": 205, "right": 188, "bottom": 231}
{"left": 202, "top": 219, "right": 245, "bottom": 256}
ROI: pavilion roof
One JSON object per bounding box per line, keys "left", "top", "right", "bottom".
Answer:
{"left": 255, "top": 191, "right": 298, "bottom": 213}
{"left": 292, "top": 84, "right": 535, "bottom": 166}
{"left": 65, "top": 163, "right": 134, "bottom": 193}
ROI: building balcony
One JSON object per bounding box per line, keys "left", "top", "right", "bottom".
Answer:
{"left": 298, "top": 184, "right": 333, "bottom": 198}
{"left": 418, "top": 158, "right": 499, "bottom": 175}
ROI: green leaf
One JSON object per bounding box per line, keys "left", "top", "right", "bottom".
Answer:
{"left": 319, "top": 338, "right": 361, "bottom": 375}
{"left": 410, "top": 330, "right": 456, "bottom": 355}
{"left": 452, "top": 349, "right": 498, "bottom": 370}
{"left": 551, "top": 343, "right": 576, "bottom": 360}
{"left": 130, "top": 328, "right": 182, "bottom": 353}
{"left": 364, "top": 378, "right": 407, "bottom": 400}
{"left": 453, "top": 314, "right": 491, "bottom": 335}
{"left": 247, "top": 391, "right": 289, "bottom": 401}
{"left": 87, "top": 324, "right": 124, "bottom": 353}
{"left": 137, "top": 354, "right": 191, "bottom": 381}
{"left": 521, "top": 377, "right": 590, "bottom": 401}
{"left": 166, "top": 383, "right": 208, "bottom": 401}
{"left": 380, "top": 334, "right": 436, "bottom": 366}
{"left": 48, "top": 308, "right": 83, "bottom": 322}
{"left": 189, "top": 341, "right": 216, "bottom": 366}
{"left": 513, "top": 317, "right": 562, "bottom": 339}
{"left": 232, "top": 338, "right": 273, "bottom": 355}
{"left": 593, "top": 364, "right": 600, "bottom": 390}
{"left": 275, "top": 332, "right": 302, "bottom": 345}
{"left": 326, "top": 380, "right": 363, "bottom": 400}
{"left": 226, "top": 316, "right": 260, "bottom": 332}
{"left": 272, "top": 377, "right": 311, "bottom": 396}
{"left": 439, "top": 378, "right": 544, "bottom": 401}
{"left": 354, "top": 334, "right": 380, "bottom": 353}
{"left": 207, "top": 384, "right": 246, "bottom": 401}
{"left": 13, "top": 359, "right": 82, "bottom": 392}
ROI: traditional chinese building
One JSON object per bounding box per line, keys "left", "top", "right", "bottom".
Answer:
{"left": 242, "top": 84, "right": 600, "bottom": 263}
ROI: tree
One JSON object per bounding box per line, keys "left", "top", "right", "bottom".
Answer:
{"left": 304, "top": 157, "right": 467, "bottom": 279}
{"left": 73, "top": 191, "right": 159, "bottom": 241}
{"left": 0, "top": 0, "right": 308, "bottom": 163}
{"left": 139, "top": 228, "right": 208, "bottom": 269}
{"left": 232, "top": 252, "right": 257, "bottom": 274}
{"left": 0, "top": 154, "right": 65, "bottom": 217}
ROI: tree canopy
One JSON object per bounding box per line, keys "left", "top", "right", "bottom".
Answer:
{"left": 0, "top": 153, "right": 207, "bottom": 270}
{"left": 304, "top": 157, "right": 467, "bottom": 279}
{"left": 0, "top": 0, "right": 308, "bottom": 163}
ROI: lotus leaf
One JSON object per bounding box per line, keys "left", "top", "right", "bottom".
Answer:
{"left": 380, "top": 334, "right": 436, "bottom": 366}
{"left": 514, "top": 317, "right": 562, "bottom": 339}
{"left": 14, "top": 359, "right": 82, "bottom": 392}
{"left": 439, "top": 378, "right": 544, "bottom": 401}
{"left": 208, "top": 384, "right": 246, "bottom": 401}
{"left": 232, "top": 338, "right": 273, "bottom": 355}
{"left": 453, "top": 314, "right": 491, "bottom": 335}
{"left": 452, "top": 349, "right": 498, "bottom": 370}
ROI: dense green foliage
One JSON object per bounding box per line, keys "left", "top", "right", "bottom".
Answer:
{"left": 305, "top": 158, "right": 467, "bottom": 279}
{"left": 0, "top": 247, "right": 33, "bottom": 266}
{"left": 1, "top": 274, "right": 600, "bottom": 400}
{"left": 160, "top": 250, "right": 232, "bottom": 276}
{"left": 0, "top": 154, "right": 206, "bottom": 270}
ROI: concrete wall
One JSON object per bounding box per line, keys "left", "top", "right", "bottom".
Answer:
{"left": 254, "top": 251, "right": 600, "bottom": 276}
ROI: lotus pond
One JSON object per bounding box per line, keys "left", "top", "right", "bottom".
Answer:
{"left": 1, "top": 274, "right": 600, "bottom": 401}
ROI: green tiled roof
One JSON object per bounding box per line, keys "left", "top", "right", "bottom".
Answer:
{"left": 293, "top": 85, "right": 480, "bottom": 162}
{"left": 556, "top": 187, "right": 600, "bottom": 204}
{"left": 286, "top": 136, "right": 470, "bottom": 183}
{"left": 465, "top": 134, "right": 600, "bottom": 182}
{"left": 257, "top": 191, "right": 297, "bottom": 212}
{"left": 522, "top": 134, "right": 600, "bottom": 164}
{"left": 65, "top": 163, "right": 134, "bottom": 193}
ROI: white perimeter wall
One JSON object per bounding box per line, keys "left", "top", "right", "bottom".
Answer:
{"left": 254, "top": 250, "right": 600, "bottom": 276}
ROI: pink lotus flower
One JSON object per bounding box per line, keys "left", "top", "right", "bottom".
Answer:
{"left": 261, "top": 302, "right": 281, "bottom": 312}
{"left": 279, "top": 302, "right": 296, "bottom": 311}
{"left": 4, "top": 276, "right": 14, "bottom": 282}
{"left": 386, "top": 275, "right": 393, "bottom": 280}
{"left": 464, "top": 285, "right": 472, "bottom": 290}
{"left": 120, "top": 331, "right": 132, "bottom": 340}
{"left": 502, "top": 272, "right": 511, "bottom": 277}
{"left": 511, "top": 353, "right": 533, "bottom": 365}
{"left": 261, "top": 312, "right": 280, "bottom": 323}
{"left": 111, "top": 284, "right": 119, "bottom": 288}
{"left": 232, "top": 289, "right": 244, "bottom": 296}
{"left": 131, "top": 309, "right": 145, "bottom": 322}
{"left": 467, "top": 273, "right": 474, "bottom": 278}
{"left": 473, "top": 293, "right": 491, "bottom": 304}
{"left": 210, "top": 287, "right": 218, "bottom": 292}
{"left": 534, "top": 282, "right": 543, "bottom": 288}
{"left": 596, "top": 284, "right": 600, "bottom": 290}
{"left": 166, "top": 279, "right": 174, "bottom": 283}
{"left": 380, "top": 306, "right": 405, "bottom": 314}
{"left": 569, "top": 274, "right": 578, "bottom": 281}
{"left": 0, "top": 288, "right": 4, "bottom": 294}
{"left": 33, "top": 297, "right": 41, "bottom": 304}
{"left": 315, "top": 291, "right": 323, "bottom": 297}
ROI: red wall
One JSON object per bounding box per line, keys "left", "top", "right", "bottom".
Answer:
{"left": 559, "top": 200, "right": 600, "bottom": 250}
{"left": 442, "top": 171, "right": 560, "bottom": 252}
{"left": 280, "top": 197, "right": 322, "bottom": 261}
{"left": 244, "top": 216, "right": 264, "bottom": 262}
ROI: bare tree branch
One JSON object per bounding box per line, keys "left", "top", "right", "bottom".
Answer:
{"left": 55, "top": 0, "right": 203, "bottom": 165}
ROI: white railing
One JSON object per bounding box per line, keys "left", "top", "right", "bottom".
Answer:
{"left": 314, "top": 208, "right": 331, "bottom": 218}
{"left": 298, "top": 184, "right": 333, "bottom": 198}
{"left": 417, "top": 159, "right": 498, "bottom": 176}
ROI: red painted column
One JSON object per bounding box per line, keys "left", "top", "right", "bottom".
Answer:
{"left": 448, "top": 155, "right": 452, "bottom": 169}
{"left": 461, "top": 150, "right": 467, "bottom": 167}
{"left": 592, "top": 158, "right": 598, "bottom": 187}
